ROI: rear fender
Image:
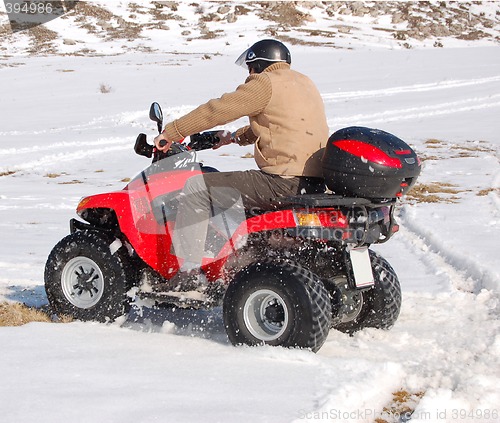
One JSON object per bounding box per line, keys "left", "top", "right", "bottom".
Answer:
{"left": 204, "top": 209, "right": 349, "bottom": 280}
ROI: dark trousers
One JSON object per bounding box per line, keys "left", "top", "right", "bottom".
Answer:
{"left": 172, "top": 170, "right": 324, "bottom": 269}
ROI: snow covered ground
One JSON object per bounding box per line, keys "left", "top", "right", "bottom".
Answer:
{"left": 1, "top": 2, "right": 500, "bottom": 423}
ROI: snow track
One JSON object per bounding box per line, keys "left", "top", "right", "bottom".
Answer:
{"left": 398, "top": 207, "right": 500, "bottom": 293}
{"left": 322, "top": 75, "right": 500, "bottom": 102}
{"left": 491, "top": 170, "right": 500, "bottom": 214}
{"left": 0, "top": 138, "right": 127, "bottom": 156}
{"left": 2, "top": 142, "right": 130, "bottom": 173}
{"left": 331, "top": 94, "right": 500, "bottom": 126}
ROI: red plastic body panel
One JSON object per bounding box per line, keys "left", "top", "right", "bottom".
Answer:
{"left": 77, "top": 168, "right": 202, "bottom": 279}
{"left": 77, "top": 167, "right": 353, "bottom": 284}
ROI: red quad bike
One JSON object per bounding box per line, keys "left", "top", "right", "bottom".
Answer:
{"left": 45, "top": 102, "right": 421, "bottom": 353}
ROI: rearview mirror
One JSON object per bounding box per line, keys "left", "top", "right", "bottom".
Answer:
{"left": 149, "top": 102, "right": 163, "bottom": 134}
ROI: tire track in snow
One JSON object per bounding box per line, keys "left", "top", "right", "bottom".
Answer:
{"left": 0, "top": 141, "right": 129, "bottom": 173}
{"left": 0, "top": 106, "right": 193, "bottom": 139}
{"left": 329, "top": 94, "right": 500, "bottom": 127}
{"left": 0, "top": 138, "right": 127, "bottom": 157}
{"left": 322, "top": 75, "right": 500, "bottom": 102}
{"left": 397, "top": 206, "right": 499, "bottom": 293}
{"left": 490, "top": 169, "right": 500, "bottom": 214}
{"left": 0, "top": 110, "right": 146, "bottom": 138}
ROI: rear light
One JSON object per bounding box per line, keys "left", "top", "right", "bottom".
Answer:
{"left": 293, "top": 209, "right": 348, "bottom": 228}
{"left": 334, "top": 139, "right": 403, "bottom": 169}
{"left": 294, "top": 212, "right": 321, "bottom": 227}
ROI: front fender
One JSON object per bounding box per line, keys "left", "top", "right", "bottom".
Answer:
{"left": 77, "top": 191, "right": 175, "bottom": 278}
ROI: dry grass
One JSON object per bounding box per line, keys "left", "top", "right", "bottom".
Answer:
{"left": 257, "top": 2, "right": 312, "bottom": 27}
{"left": 425, "top": 138, "right": 444, "bottom": 145}
{"left": 26, "top": 26, "right": 59, "bottom": 55}
{"left": 99, "top": 83, "right": 112, "bottom": 93}
{"left": 424, "top": 138, "right": 444, "bottom": 149}
{"left": 478, "top": 188, "right": 499, "bottom": 196}
{"left": 406, "top": 182, "right": 462, "bottom": 203}
{"left": 0, "top": 302, "right": 72, "bottom": 326}
{"left": 0, "top": 170, "right": 16, "bottom": 177}
{"left": 451, "top": 144, "right": 494, "bottom": 153}
{"left": 375, "top": 390, "right": 425, "bottom": 423}
{"left": 58, "top": 179, "right": 83, "bottom": 184}
{"left": 44, "top": 172, "right": 62, "bottom": 178}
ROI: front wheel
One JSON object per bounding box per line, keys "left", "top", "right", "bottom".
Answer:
{"left": 223, "top": 259, "right": 331, "bottom": 352}
{"left": 44, "top": 230, "right": 132, "bottom": 322}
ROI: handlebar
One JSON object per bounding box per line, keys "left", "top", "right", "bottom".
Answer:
{"left": 134, "top": 131, "right": 220, "bottom": 161}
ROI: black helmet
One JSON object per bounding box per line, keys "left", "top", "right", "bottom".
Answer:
{"left": 236, "top": 39, "right": 291, "bottom": 73}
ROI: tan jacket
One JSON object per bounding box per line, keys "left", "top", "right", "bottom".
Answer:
{"left": 164, "top": 63, "right": 329, "bottom": 177}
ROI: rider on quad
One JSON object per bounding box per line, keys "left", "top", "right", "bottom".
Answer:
{"left": 153, "top": 39, "right": 329, "bottom": 290}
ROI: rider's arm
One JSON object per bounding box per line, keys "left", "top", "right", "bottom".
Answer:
{"left": 162, "top": 73, "right": 272, "bottom": 143}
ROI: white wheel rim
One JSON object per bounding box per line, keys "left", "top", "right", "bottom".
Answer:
{"left": 61, "top": 256, "right": 105, "bottom": 309}
{"left": 243, "top": 289, "right": 289, "bottom": 342}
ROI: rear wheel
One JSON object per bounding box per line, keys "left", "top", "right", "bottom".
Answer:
{"left": 44, "top": 230, "right": 132, "bottom": 322}
{"left": 332, "top": 250, "right": 401, "bottom": 334}
{"left": 223, "top": 259, "right": 331, "bottom": 352}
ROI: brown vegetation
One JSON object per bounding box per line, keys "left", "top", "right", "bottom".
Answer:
{"left": 407, "top": 182, "right": 462, "bottom": 203}
{"left": 375, "top": 390, "right": 425, "bottom": 423}
{"left": 0, "top": 302, "right": 71, "bottom": 326}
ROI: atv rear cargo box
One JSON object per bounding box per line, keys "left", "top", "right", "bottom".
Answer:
{"left": 321, "top": 127, "right": 421, "bottom": 200}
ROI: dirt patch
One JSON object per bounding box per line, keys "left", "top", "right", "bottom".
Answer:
{"left": 44, "top": 172, "right": 65, "bottom": 178}
{"left": 68, "top": 2, "right": 144, "bottom": 42}
{"left": 450, "top": 144, "right": 496, "bottom": 158}
{"left": 269, "top": 33, "right": 338, "bottom": 48}
{"left": 58, "top": 179, "right": 83, "bottom": 184}
{"left": 0, "top": 302, "right": 71, "bottom": 326}
{"left": 418, "top": 152, "right": 439, "bottom": 161}
{"left": 1, "top": 1, "right": 498, "bottom": 56}
{"left": 0, "top": 170, "right": 16, "bottom": 177}
{"left": 478, "top": 188, "right": 499, "bottom": 197}
{"left": 423, "top": 139, "right": 496, "bottom": 159}
{"left": 425, "top": 138, "right": 445, "bottom": 145}
{"left": 25, "top": 25, "right": 59, "bottom": 54}
{"left": 255, "top": 2, "right": 312, "bottom": 27}
{"left": 0, "top": 61, "right": 26, "bottom": 69}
